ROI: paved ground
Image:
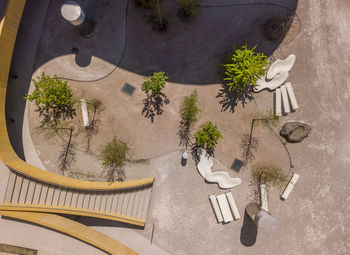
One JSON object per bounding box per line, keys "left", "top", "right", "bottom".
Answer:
{"left": 2, "top": 0, "right": 350, "bottom": 254}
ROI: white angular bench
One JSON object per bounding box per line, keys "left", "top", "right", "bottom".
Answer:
{"left": 260, "top": 184, "right": 268, "bottom": 211}
{"left": 286, "top": 82, "right": 299, "bottom": 110}
{"left": 80, "top": 99, "right": 89, "bottom": 127}
{"left": 197, "top": 149, "right": 241, "bottom": 189}
{"left": 209, "top": 195, "right": 223, "bottom": 223}
{"left": 267, "top": 54, "right": 296, "bottom": 79}
{"left": 226, "top": 192, "right": 240, "bottom": 220}
{"left": 275, "top": 88, "right": 282, "bottom": 116}
{"left": 281, "top": 84, "right": 291, "bottom": 113}
{"left": 281, "top": 173, "right": 300, "bottom": 200}
{"left": 217, "top": 194, "right": 233, "bottom": 223}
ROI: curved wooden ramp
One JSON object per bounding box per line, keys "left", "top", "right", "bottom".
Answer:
{"left": 0, "top": 210, "right": 138, "bottom": 255}
{"left": 1, "top": 171, "right": 153, "bottom": 227}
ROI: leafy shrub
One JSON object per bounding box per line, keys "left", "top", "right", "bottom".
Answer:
{"left": 194, "top": 122, "right": 222, "bottom": 152}
{"left": 24, "top": 72, "right": 76, "bottom": 127}
{"left": 142, "top": 71, "right": 168, "bottom": 94}
{"left": 178, "top": 90, "right": 200, "bottom": 148}
{"left": 180, "top": 90, "right": 200, "bottom": 125}
{"left": 178, "top": 0, "right": 200, "bottom": 18}
{"left": 100, "top": 137, "right": 129, "bottom": 182}
{"left": 251, "top": 165, "right": 289, "bottom": 189}
{"left": 222, "top": 44, "right": 269, "bottom": 92}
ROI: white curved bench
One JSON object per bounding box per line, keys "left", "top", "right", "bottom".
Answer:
{"left": 267, "top": 54, "right": 296, "bottom": 79}
{"left": 197, "top": 150, "right": 241, "bottom": 189}
{"left": 253, "top": 71, "right": 289, "bottom": 92}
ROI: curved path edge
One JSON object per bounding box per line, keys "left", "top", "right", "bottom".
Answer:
{"left": 0, "top": 210, "right": 138, "bottom": 255}
{"left": 0, "top": 0, "right": 154, "bottom": 191}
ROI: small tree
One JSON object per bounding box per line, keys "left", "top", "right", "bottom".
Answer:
{"left": 178, "top": 0, "right": 200, "bottom": 18}
{"left": 194, "top": 122, "right": 222, "bottom": 154}
{"left": 24, "top": 72, "right": 76, "bottom": 127}
{"left": 142, "top": 72, "right": 168, "bottom": 122}
{"left": 222, "top": 44, "right": 269, "bottom": 92}
{"left": 142, "top": 71, "right": 168, "bottom": 95}
{"left": 135, "top": 0, "right": 155, "bottom": 8}
{"left": 100, "top": 137, "right": 129, "bottom": 182}
{"left": 178, "top": 90, "right": 200, "bottom": 147}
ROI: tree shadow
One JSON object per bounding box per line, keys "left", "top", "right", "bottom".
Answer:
{"left": 177, "top": 120, "right": 192, "bottom": 148}
{"left": 240, "top": 133, "right": 259, "bottom": 165}
{"left": 216, "top": 83, "right": 254, "bottom": 112}
{"left": 240, "top": 211, "right": 258, "bottom": 247}
{"left": 58, "top": 128, "right": 76, "bottom": 173}
{"left": 142, "top": 93, "right": 166, "bottom": 123}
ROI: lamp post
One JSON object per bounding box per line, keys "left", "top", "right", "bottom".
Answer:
{"left": 61, "top": 1, "right": 94, "bottom": 37}
{"left": 245, "top": 202, "right": 277, "bottom": 234}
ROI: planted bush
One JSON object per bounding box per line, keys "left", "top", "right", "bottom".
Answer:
{"left": 178, "top": 90, "right": 200, "bottom": 148}
{"left": 100, "top": 137, "right": 129, "bottom": 182}
{"left": 24, "top": 72, "right": 76, "bottom": 127}
{"left": 222, "top": 44, "right": 269, "bottom": 92}
{"left": 194, "top": 122, "right": 222, "bottom": 153}
{"left": 142, "top": 71, "right": 168, "bottom": 95}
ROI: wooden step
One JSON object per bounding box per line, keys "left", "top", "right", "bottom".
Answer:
{"left": 39, "top": 185, "right": 49, "bottom": 205}
{"left": 18, "top": 178, "right": 30, "bottom": 204}
{"left": 4, "top": 172, "right": 16, "bottom": 203}
{"left": 11, "top": 174, "right": 23, "bottom": 204}
{"left": 141, "top": 187, "right": 152, "bottom": 220}
{"left": 25, "top": 180, "right": 36, "bottom": 204}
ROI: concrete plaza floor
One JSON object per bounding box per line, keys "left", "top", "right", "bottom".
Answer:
{"left": 2, "top": 0, "right": 350, "bottom": 254}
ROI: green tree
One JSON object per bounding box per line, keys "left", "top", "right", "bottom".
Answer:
{"left": 100, "top": 137, "right": 129, "bottom": 182}
{"left": 24, "top": 72, "right": 76, "bottom": 127}
{"left": 180, "top": 90, "right": 200, "bottom": 125}
{"left": 178, "top": 90, "right": 200, "bottom": 148}
{"left": 222, "top": 44, "right": 269, "bottom": 92}
{"left": 142, "top": 71, "right": 168, "bottom": 94}
{"left": 194, "top": 122, "right": 222, "bottom": 153}
{"left": 178, "top": 0, "right": 200, "bottom": 18}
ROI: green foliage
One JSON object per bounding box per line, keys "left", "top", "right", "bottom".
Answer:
{"left": 142, "top": 72, "right": 168, "bottom": 94}
{"left": 194, "top": 122, "right": 222, "bottom": 151}
{"left": 251, "top": 165, "right": 289, "bottom": 189}
{"left": 24, "top": 72, "right": 75, "bottom": 126}
{"left": 178, "top": 0, "right": 200, "bottom": 18}
{"left": 222, "top": 44, "right": 269, "bottom": 92}
{"left": 100, "top": 137, "right": 129, "bottom": 169}
{"left": 180, "top": 90, "right": 200, "bottom": 125}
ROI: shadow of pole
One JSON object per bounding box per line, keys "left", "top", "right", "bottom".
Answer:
{"left": 240, "top": 211, "right": 258, "bottom": 246}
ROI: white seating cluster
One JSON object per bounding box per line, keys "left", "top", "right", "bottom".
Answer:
{"left": 209, "top": 193, "right": 240, "bottom": 224}
{"left": 254, "top": 54, "right": 299, "bottom": 116}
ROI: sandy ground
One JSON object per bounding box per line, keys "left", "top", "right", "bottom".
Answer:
{"left": 3, "top": 0, "right": 350, "bottom": 254}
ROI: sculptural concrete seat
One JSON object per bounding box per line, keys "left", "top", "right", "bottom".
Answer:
{"left": 254, "top": 71, "right": 289, "bottom": 92}
{"left": 267, "top": 54, "right": 296, "bottom": 79}
{"left": 197, "top": 149, "right": 241, "bottom": 189}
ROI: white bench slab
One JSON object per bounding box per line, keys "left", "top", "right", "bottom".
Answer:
{"left": 260, "top": 184, "right": 268, "bottom": 211}
{"left": 217, "top": 194, "right": 233, "bottom": 223}
{"left": 209, "top": 195, "right": 223, "bottom": 223}
{"left": 267, "top": 54, "right": 296, "bottom": 79}
{"left": 281, "top": 173, "right": 300, "bottom": 200}
{"left": 281, "top": 84, "right": 290, "bottom": 113}
{"left": 286, "top": 82, "right": 299, "bottom": 110}
{"left": 275, "top": 88, "right": 282, "bottom": 116}
{"left": 80, "top": 99, "right": 89, "bottom": 127}
{"left": 226, "top": 192, "right": 240, "bottom": 220}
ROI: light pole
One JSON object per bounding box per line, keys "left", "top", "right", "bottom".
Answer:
{"left": 245, "top": 202, "right": 277, "bottom": 234}
{"left": 61, "top": 1, "right": 94, "bottom": 37}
